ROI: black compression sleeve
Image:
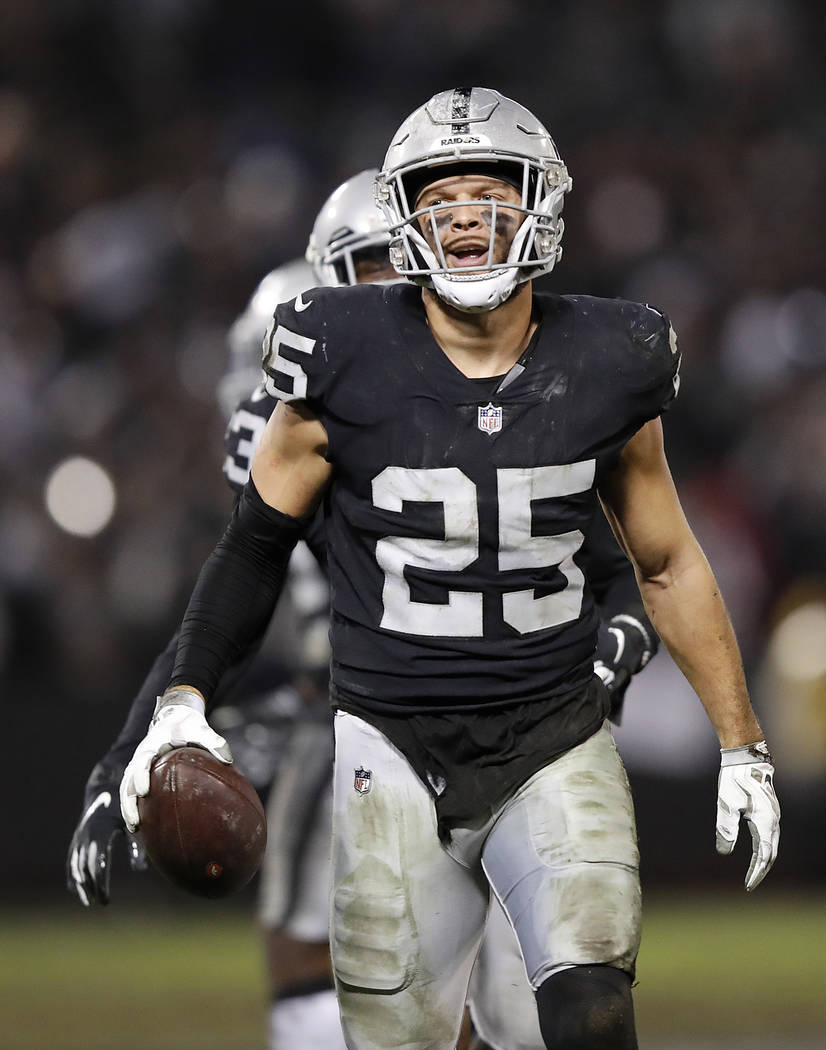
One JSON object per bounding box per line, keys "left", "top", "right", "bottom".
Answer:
{"left": 169, "top": 478, "right": 309, "bottom": 700}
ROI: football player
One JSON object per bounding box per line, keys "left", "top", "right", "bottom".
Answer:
{"left": 66, "top": 165, "right": 651, "bottom": 1050}
{"left": 117, "top": 88, "right": 781, "bottom": 1050}
{"left": 132, "top": 84, "right": 786, "bottom": 1046}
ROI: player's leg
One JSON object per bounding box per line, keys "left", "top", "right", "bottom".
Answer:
{"left": 330, "top": 711, "right": 490, "bottom": 1050}
{"left": 259, "top": 718, "right": 346, "bottom": 1050}
{"left": 467, "top": 895, "right": 544, "bottom": 1050}
{"left": 481, "top": 721, "right": 641, "bottom": 1050}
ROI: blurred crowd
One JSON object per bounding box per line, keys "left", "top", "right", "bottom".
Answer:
{"left": 1, "top": 0, "right": 825, "bottom": 884}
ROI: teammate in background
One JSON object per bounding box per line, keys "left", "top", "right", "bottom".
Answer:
{"left": 118, "top": 87, "right": 780, "bottom": 1050}
{"left": 66, "top": 172, "right": 395, "bottom": 1050}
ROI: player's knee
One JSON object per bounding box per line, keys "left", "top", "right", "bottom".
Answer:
{"left": 535, "top": 965, "right": 637, "bottom": 1050}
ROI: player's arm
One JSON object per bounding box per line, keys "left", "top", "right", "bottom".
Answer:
{"left": 581, "top": 511, "right": 658, "bottom": 722}
{"left": 68, "top": 610, "right": 276, "bottom": 905}
{"left": 598, "top": 417, "right": 780, "bottom": 890}
{"left": 120, "top": 401, "right": 332, "bottom": 831}
{"left": 65, "top": 637, "right": 180, "bottom": 905}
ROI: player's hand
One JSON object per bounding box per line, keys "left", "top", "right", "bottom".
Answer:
{"left": 67, "top": 779, "right": 148, "bottom": 906}
{"left": 594, "top": 614, "right": 656, "bottom": 723}
{"left": 119, "top": 688, "right": 232, "bottom": 832}
{"left": 716, "top": 741, "right": 780, "bottom": 892}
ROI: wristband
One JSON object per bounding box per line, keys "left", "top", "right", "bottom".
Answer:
{"left": 153, "top": 687, "right": 206, "bottom": 720}
{"left": 720, "top": 740, "right": 773, "bottom": 767}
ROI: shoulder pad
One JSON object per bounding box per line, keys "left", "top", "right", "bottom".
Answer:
{"left": 261, "top": 285, "right": 387, "bottom": 406}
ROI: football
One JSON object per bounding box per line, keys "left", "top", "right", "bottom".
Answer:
{"left": 138, "top": 746, "right": 267, "bottom": 899}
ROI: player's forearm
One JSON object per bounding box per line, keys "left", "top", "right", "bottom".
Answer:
{"left": 167, "top": 478, "right": 308, "bottom": 702}
{"left": 639, "top": 545, "right": 762, "bottom": 748}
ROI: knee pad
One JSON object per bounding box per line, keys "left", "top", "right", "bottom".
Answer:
{"left": 535, "top": 965, "right": 637, "bottom": 1050}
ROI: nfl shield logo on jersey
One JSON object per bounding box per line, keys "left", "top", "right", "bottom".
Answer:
{"left": 478, "top": 402, "right": 502, "bottom": 434}
{"left": 354, "top": 767, "right": 372, "bottom": 795}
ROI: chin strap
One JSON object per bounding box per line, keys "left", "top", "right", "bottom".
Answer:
{"left": 424, "top": 214, "right": 539, "bottom": 313}
{"left": 431, "top": 268, "right": 519, "bottom": 312}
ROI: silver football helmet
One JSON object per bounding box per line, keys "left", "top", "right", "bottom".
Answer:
{"left": 217, "top": 257, "right": 315, "bottom": 416}
{"left": 305, "top": 168, "right": 393, "bottom": 287}
{"left": 375, "top": 87, "right": 572, "bottom": 312}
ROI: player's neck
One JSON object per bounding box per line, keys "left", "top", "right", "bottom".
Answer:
{"left": 421, "top": 281, "right": 537, "bottom": 379}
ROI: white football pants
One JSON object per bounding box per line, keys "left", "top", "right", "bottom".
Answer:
{"left": 330, "top": 712, "right": 641, "bottom": 1050}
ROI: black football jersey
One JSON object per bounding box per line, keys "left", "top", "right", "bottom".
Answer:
{"left": 224, "top": 383, "right": 275, "bottom": 495}
{"left": 261, "top": 284, "right": 679, "bottom": 713}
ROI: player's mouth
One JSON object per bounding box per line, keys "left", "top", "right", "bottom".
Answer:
{"left": 446, "top": 244, "right": 490, "bottom": 268}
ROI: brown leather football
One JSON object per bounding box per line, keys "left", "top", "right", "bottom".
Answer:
{"left": 138, "top": 746, "right": 266, "bottom": 899}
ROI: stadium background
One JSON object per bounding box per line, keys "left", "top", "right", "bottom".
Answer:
{"left": 1, "top": 1, "right": 825, "bottom": 1046}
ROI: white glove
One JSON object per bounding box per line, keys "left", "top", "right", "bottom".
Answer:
{"left": 716, "top": 740, "right": 780, "bottom": 892}
{"left": 119, "top": 688, "right": 232, "bottom": 832}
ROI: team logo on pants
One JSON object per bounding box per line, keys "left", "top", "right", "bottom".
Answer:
{"left": 354, "top": 768, "right": 372, "bottom": 794}
{"left": 478, "top": 403, "right": 503, "bottom": 434}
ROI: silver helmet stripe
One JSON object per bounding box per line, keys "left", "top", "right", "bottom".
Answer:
{"left": 450, "top": 86, "right": 472, "bottom": 135}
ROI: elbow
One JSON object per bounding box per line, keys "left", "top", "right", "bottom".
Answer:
{"left": 637, "top": 540, "right": 710, "bottom": 595}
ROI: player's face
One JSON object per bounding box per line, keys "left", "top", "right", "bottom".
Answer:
{"left": 353, "top": 245, "right": 398, "bottom": 284}
{"left": 414, "top": 174, "right": 523, "bottom": 270}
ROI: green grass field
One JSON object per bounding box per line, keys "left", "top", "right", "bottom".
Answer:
{"left": 3, "top": 891, "right": 825, "bottom": 1049}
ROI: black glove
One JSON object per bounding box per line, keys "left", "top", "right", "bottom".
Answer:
{"left": 66, "top": 761, "right": 148, "bottom": 906}
{"left": 594, "top": 614, "right": 657, "bottom": 724}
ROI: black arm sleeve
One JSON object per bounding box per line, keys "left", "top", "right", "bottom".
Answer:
{"left": 169, "top": 478, "right": 309, "bottom": 700}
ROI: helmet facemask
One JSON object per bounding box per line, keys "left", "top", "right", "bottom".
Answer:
{"left": 310, "top": 225, "right": 394, "bottom": 287}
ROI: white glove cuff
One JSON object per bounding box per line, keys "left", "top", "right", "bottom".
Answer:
{"left": 720, "top": 740, "right": 773, "bottom": 767}
{"left": 152, "top": 687, "right": 206, "bottom": 721}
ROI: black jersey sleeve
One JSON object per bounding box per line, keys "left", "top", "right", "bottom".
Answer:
{"left": 618, "top": 299, "right": 681, "bottom": 421}
{"left": 261, "top": 288, "right": 337, "bottom": 410}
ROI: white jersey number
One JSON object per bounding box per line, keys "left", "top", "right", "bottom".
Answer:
{"left": 263, "top": 323, "right": 316, "bottom": 402}
{"left": 372, "top": 461, "right": 594, "bottom": 637}
{"left": 224, "top": 408, "right": 267, "bottom": 488}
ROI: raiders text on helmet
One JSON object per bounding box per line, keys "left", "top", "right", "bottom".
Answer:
{"left": 375, "top": 87, "right": 572, "bottom": 312}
